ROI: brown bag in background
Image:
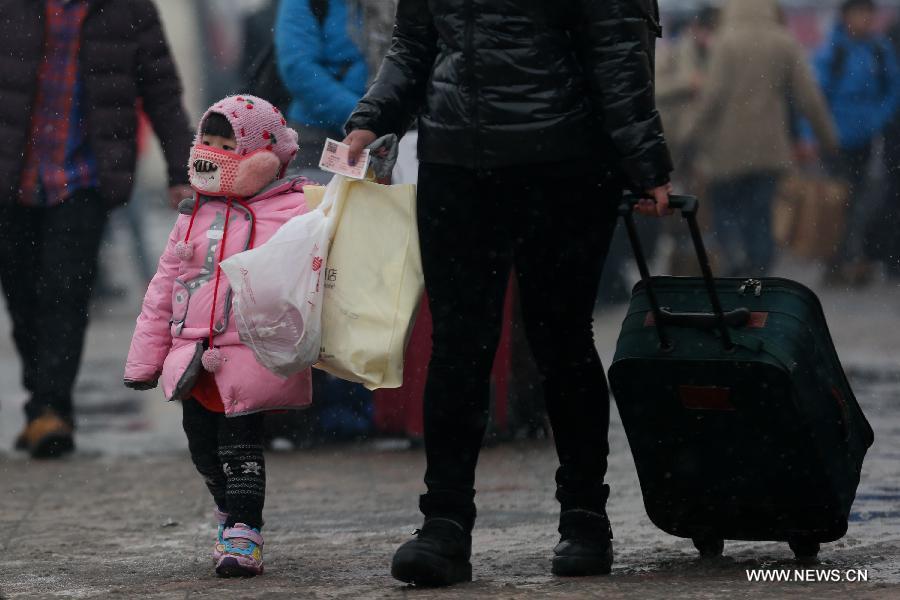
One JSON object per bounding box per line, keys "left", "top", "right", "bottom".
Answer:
{"left": 773, "top": 175, "right": 848, "bottom": 261}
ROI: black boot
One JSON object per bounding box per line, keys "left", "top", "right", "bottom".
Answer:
{"left": 391, "top": 517, "right": 473, "bottom": 587}
{"left": 551, "top": 508, "right": 614, "bottom": 577}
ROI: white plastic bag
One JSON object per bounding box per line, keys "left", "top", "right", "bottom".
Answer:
{"left": 221, "top": 177, "right": 344, "bottom": 377}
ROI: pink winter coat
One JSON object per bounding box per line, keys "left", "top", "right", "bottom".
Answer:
{"left": 125, "top": 177, "right": 313, "bottom": 416}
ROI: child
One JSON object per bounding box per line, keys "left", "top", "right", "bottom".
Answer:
{"left": 124, "top": 95, "right": 312, "bottom": 577}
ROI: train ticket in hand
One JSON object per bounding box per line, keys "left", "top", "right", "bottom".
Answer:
{"left": 318, "top": 138, "right": 370, "bottom": 179}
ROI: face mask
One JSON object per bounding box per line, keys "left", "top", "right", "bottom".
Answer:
{"left": 188, "top": 144, "right": 283, "bottom": 198}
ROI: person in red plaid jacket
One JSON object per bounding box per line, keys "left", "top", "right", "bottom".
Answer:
{"left": 0, "top": 0, "right": 193, "bottom": 458}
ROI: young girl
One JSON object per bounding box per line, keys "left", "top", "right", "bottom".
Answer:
{"left": 124, "top": 95, "right": 313, "bottom": 577}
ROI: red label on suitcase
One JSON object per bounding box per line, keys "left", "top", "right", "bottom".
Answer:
{"left": 678, "top": 385, "right": 735, "bottom": 411}
{"left": 644, "top": 312, "right": 769, "bottom": 328}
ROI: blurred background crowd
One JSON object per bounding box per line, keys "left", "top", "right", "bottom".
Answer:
{"left": 124, "top": 0, "right": 900, "bottom": 290}
{"left": 4, "top": 0, "right": 900, "bottom": 454}
{"left": 131, "top": 0, "right": 900, "bottom": 291}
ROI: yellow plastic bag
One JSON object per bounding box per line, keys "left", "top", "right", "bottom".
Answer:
{"left": 306, "top": 179, "right": 423, "bottom": 390}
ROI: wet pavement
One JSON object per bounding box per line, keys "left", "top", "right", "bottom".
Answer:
{"left": 1, "top": 209, "right": 899, "bottom": 597}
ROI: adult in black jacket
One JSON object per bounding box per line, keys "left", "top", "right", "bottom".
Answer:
{"left": 344, "top": 0, "right": 673, "bottom": 585}
{"left": 0, "top": 0, "right": 193, "bottom": 458}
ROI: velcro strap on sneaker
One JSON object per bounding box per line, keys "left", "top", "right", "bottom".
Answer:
{"left": 223, "top": 526, "right": 263, "bottom": 546}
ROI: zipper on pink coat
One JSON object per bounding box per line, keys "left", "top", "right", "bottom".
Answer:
{"left": 172, "top": 194, "right": 257, "bottom": 373}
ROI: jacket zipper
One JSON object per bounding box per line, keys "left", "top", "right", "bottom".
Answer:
{"left": 465, "top": 0, "right": 481, "bottom": 170}
{"left": 217, "top": 200, "right": 256, "bottom": 333}
{"left": 174, "top": 197, "right": 255, "bottom": 336}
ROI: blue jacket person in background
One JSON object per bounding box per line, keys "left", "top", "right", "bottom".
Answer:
{"left": 810, "top": 0, "right": 900, "bottom": 285}
{"left": 275, "top": 0, "right": 368, "bottom": 175}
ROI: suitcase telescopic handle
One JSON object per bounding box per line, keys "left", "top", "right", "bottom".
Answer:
{"left": 619, "top": 194, "right": 749, "bottom": 352}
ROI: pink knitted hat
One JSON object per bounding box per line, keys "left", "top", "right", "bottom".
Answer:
{"left": 188, "top": 95, "right": 299, "bottom": 198}
{"left": 197, "top": 95, "right": 299, "bottom": 165}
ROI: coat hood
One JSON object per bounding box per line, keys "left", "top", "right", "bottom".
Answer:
{"left": 247, "top": 175, "right": 312, "bottom": 204}
{"left": 721, "top": 0, "right": 780, "bottom": 28}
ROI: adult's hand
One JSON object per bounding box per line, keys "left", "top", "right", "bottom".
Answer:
{"left": 168, "top": 184, "right": 194, "bottom": 210}
{"left": 344, "top": 129, "right": 378, "bottom": 165}
{"left": 636, "top": 183, "right": 673, "bottom": 217}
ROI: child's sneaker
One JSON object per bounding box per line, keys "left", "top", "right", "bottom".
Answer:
{"left": 213, "top": 507, "right": 228, "bottom": 564}
{"left": 215, "top": 524, "right": 264, "bottom": 577}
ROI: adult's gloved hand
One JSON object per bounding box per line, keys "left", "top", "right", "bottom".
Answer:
{"left": 365, "top": 134, "right": 400, "bottom": 183}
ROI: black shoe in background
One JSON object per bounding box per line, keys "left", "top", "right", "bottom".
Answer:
{"left": 551, "top": 508, "right": 614, "bottom": 577}
{"left": 391, "top": 517, "right": 473, "bottom": 587}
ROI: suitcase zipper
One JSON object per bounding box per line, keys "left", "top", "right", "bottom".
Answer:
{"left": 739, "top": 279, "right": 763, "bottom": 297}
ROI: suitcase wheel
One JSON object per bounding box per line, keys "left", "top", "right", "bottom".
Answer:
{"left": 788, "top": 539, "right": 820, "bottom": 563}
{"left": 692, "top": 536, "right": 724, "bottom": 559}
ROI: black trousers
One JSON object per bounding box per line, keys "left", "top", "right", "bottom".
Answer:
{"left": 827, "top": 145, "right": 873, "bottom": 265}
{"left": 0, "top": 190, "right": 109, "bottom": 424}
{"left": 874, "top": 123, "right": 900, "bottom": 273}
{"left": 416, "top": 162, "right": 619, "bottom": 528}
{"left": 182, "top": 399, "right": 267, "bottom": 529}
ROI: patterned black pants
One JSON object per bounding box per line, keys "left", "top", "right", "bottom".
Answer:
{"left": 181, "top": 399, "right": 266, "bottom": 529}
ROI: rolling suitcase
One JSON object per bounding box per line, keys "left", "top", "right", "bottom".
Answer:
{"left": 608, "top": 194, "right": 874, "bottom": 560}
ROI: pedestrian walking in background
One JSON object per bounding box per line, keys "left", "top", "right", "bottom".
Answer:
{"left": 125, "top": 95, "right": 313, "bottom": 578}
{"left": 684, "top": 0, "right": 839, "bottom": 278}
{"left": 810, "top": 0, "right": 900, "bottom": 286}
{"left": 344, "top": 0, "right": 673, "bottom": 587}
{"left": 275, "top": 0, "right": 368, "bottom": 177}
{"left": 0, "top": 0, "right": 194, "bottom": 458}
{"left": 655, "top": 4, "right": 719, "bottom": 276}
{"left": 656, "top": 5, "right": 719, "bottom": 175}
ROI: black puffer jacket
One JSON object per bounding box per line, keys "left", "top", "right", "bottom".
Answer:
{"left": 346, "top": 0, "right": 672, "bottom": 189}
{"left": 0, "top": 0, "right": 192, "bottom": 206}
